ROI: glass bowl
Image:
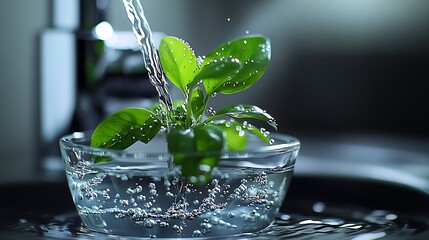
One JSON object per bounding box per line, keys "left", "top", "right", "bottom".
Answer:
{"left": 60, "top": 131, "right": 300, "bottom": 238}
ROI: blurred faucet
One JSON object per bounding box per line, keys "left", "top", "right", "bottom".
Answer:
{"left": 74, "top": 0, "right": 160, "bottom": 131}
{"left": 39, "top": 0, "right": 159, "bottom": 174}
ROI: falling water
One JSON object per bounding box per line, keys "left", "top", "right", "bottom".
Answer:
{"left": 121, "top": 0, "right": 173, "bottom": 110}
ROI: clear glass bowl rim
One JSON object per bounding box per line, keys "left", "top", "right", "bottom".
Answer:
{"left": 60, "top": 131, "right": 300, "bottom": 160}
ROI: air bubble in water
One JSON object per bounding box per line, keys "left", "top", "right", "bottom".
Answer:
{"left": 166, "top": 192, "right": 174, "bottom": 198}
{"left": 192, "top": 230, "right": 203, "bottom": 237}
{"left": 137, "top": 195, "right": 146, "bottom": 201}
{"left": 201, "top": 222, "right": 212, "bottom": 230}
{"left": 119, "top": 199, "right": 129, "bottom": 206}
{"left": 145, "top": 219, "right": 156, "bottom": 228}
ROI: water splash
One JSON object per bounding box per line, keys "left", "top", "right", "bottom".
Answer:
{"left": 121, "top": 0, "right": 172, "bottom": 110}
{"left": 5, "top": 208, "right": 426, "bottom": 239}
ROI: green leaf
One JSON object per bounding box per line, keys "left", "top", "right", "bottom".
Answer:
{"left": 159, "top": 36, "right": 199, "bottom": 94}
{"left": 205, "top": 104, "right": 278, "bottom": 130}
{"left": 216, "top": 121, "right": 247, "bottom": 151}
{"left": 90, "top": 108, "right": 162, "bottom": 154}
{"left": 202, "top": 35, "right": 271, "bottom": 94}
{"left": 194, "top": 57, "right": 242, "bottom": 96}
{"left": 167, "top": 125, "right": 224, "bottom": 185}
{"left": 212, "top": 120, "right": 271, "bottom": 145}
{"left": 190, "top": 87, "right": 205, "bottom": 121}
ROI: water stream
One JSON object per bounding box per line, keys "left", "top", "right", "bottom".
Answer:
{"left": 121, "top": 0, "right": 173, "bottom": 110}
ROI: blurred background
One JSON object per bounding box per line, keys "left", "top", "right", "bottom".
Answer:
{"left": 0, "top": 0, "right": 429, "bottom": 186}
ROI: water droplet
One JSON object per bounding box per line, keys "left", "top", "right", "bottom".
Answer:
{"left": 227, "top": 18, "right": 231, "bottom": 22}
{"left": 313, "top": 202, "right": 326, "bottom": 213}
{"left": 207, "top": 107, "right": 216, "bottom": 116}
{"left": 245, "top": 30, "right": 250, "bottom": 35}
{"left": 386, "top": 213, "right": 398, "bottom": 220}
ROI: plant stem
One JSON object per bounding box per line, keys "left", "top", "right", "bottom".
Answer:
{"left": 185, "top": 89, "right": 193, "bottom": 128}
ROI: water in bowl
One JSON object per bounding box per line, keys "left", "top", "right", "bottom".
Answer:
{"left": 66, "top": 159, "right": 293, "bottom": 238}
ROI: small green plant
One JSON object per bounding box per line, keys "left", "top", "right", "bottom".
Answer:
{"left": 90, "top": 35, "right": 277, "bottom": 184}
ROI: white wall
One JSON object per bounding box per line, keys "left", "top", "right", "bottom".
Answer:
{"left": 0, "top": 0, "right": 50, "bottom": 183}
